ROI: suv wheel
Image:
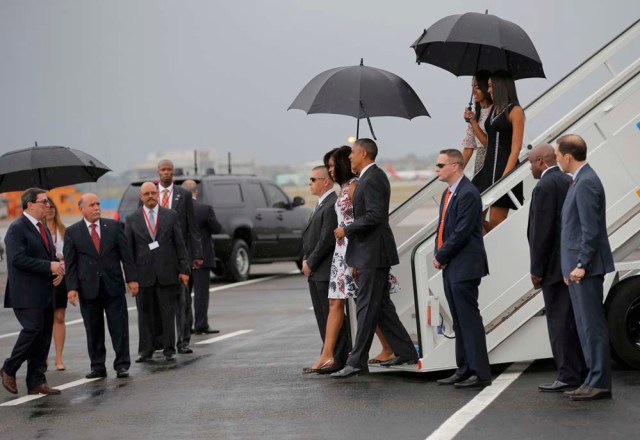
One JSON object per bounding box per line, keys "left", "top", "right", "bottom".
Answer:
{"left": 227, "top": 239, "right": 250, "bottom": 282}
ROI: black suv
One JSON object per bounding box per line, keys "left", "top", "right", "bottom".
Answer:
{"left": 116, "top": 175, "right": 311, "bottom": 281}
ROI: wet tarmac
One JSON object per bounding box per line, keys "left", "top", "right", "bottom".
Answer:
{"left": 0, "top": 262, "right": 639, "bottom": 439}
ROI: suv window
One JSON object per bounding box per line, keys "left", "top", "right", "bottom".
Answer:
{"left": 245, "top": 183, "right": 267, "bottom": 208}
{"left": 206, "top": 182, "right": 243, "bottom": 206}
{"left": 263, "top": 183, "right": 289, "bottom": 209}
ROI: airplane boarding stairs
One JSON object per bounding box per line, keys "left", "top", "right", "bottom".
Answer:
{"left": 366, "top": 19, "right": 640, "bottom": 372}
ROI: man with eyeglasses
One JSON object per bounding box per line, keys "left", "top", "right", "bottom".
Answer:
{"left": 433, "top": 149, "right": 492, "bottom": 389}
{"left": 2, "top": 188, "right": 64, "bottom": 396}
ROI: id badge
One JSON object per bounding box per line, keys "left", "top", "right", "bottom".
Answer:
{"left": 148, "top": 241, "right": 160, "bottom": 250}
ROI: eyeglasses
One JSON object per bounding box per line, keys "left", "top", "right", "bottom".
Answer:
{"left": 32, "top": 199, "right": 51, "bottom": 206}
{"left": 309, "top": 177, "right": 327, "bottom": 182}
{"left": 436, "top": 162, "right": 461, "bottom": 169}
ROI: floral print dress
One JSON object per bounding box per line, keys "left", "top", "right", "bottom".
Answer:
{"left": 328, "top": 178, "right": 400, "bottom": 299}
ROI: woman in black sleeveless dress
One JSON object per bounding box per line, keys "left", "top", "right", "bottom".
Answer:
{"left": 471, "top": 70, "right": 525, "bottom": 232}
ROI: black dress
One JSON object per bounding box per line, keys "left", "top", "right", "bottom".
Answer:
{"left": 471, "top": 104, "right": 524, "bottom": 210}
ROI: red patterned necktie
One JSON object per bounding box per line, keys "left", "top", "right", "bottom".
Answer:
{"left": 161, "top": 189, "right": 170, "bottom": 208}
{"left": 36, "top": 222, "right": 50, "bottom": 252}
{"left": 437, "top": 189, "right": 452, "bottom": 250}
{"left": 90, "top": 223, "right": 100, "bottom": 253}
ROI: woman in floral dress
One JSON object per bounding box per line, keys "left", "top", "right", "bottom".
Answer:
{"left": 461, "top": 70, "right": 492, "bottom": 177}
{"left": 308, "top": 146, "right": 399, "bottom": 372}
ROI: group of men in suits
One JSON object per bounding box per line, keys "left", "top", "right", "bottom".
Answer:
{"left": 1, "top": 159, "right": 221, "bottom": 395}
{"left": 432, "top": 134, "right": 613, "bottom": 400}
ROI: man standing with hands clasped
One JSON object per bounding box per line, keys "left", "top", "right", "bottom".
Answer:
{"left": 433, "top": 149, "right": 492, "bottom": 389}
{"left": 64, "top": 193, "right": 139, "bottom": 379}
{"left": 126, "top": 182, "right": 190, "bottom": 362}
{"left": 556, "top": 134, "right": 614, "bottom": 401}
{"left": 527, "top": 144, "right": 585, "bottom": 393}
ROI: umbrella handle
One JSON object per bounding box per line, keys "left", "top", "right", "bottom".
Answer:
{"left": 366, "top": 117, "right": 377, "bottom": 141}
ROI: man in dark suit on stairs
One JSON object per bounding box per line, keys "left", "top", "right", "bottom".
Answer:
{"left": 64, "top": 193, "right": 139, "bottom": 379}
{"left": 527, "top": 144, "right": 585, "bottom": 392}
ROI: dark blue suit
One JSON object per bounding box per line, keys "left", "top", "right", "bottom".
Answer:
{"left": 3, "top": 215, "right": 56, "bottom": 390}
{"left": 560, "top": 163, "right": 614, "bottom": 389}
{"left": 434, "top": 176, "right": 491, "bottom": 380}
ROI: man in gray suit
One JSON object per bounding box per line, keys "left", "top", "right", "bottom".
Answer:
{"left": 556, "top": 134, "right": 614, "bottom": 401}
{"left": 301, "top": 166, "right": 349, "bottom": 372}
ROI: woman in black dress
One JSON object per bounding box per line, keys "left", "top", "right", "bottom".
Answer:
{"left": 45, "top": 198, "right": 68, "bottom": 370}
{"left": 471, "top": 70, "right": 525, "bottom": 232}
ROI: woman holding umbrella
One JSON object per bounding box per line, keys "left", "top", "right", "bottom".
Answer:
{"left": 45, "top": 198, "right": 68, "bottom": 370}
{"left": 471, "top": 70, "right": 525, "bottom": 232}
{"left": 461, "top": 71, "right": 492, "bottom": 176}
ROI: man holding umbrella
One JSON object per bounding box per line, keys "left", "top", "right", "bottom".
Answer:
{"left": 1, "top": 188, "right": 63, "bottom": 396}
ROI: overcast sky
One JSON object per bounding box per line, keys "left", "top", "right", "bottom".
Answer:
{"left": 1, "top": 0, "right": 638, "bottom": 172}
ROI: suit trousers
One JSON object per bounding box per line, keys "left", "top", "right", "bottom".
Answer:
{"left": 176, "top": 283, "right": 193, "bottom": 349}
{"left": 308, "top": 280, "right": 350, "bottom": 365}
{"left": 137, "top": 284, "right": 179, "bottom": 357}
{"left": 567, "top": 275, "right": 612, "bottom": 389}
{"left": 443, "top": 274, "right": 491, "bottom": 380}
{"left": 347, "top": 268, "right": 417, "bottom": 369}
{"left": 79, "top": 278, "right": 131, "bottom": 373}
{"left": 541, "top": 280, "right": 585, "bottom": 384}
{"left": 192, "top": 267, "right": 212, "bottom": 331}
{"left": 3, "top": 306, "right": 53, "bottom": 389}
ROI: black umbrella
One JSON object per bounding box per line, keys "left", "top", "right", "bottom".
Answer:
{"left": 288, "top": 59, "right": 429, "bottom": 139}
{"left": 411, "top": 12, "right": 545, "bottom": 80}
{"left": 0, "top": 145, "right": 111, "bottom": 192}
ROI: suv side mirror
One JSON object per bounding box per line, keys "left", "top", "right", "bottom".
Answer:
{"left": 292, "top": 196, "right": 305, "bottom": 208}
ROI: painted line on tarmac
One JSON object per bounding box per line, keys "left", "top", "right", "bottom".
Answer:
{"left": 0, "top": 378, "right": 101, "bottom": 407}
{"left": 195, "top": 329, "right": 253, "bottom": 345}
{"left": 425, "top": 361, "right": 532, "bottom": 440}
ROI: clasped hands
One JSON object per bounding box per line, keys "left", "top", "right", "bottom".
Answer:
{"left": 564, "top": 267, "right": 586, "bottom": 285}
{"left": 51, "top": 261, "right": 64, "bottom": 287}
{"left": 432, "top": 257, "right": 446, "bottom": 270}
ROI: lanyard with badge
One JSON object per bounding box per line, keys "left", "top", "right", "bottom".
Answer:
{"left": 142, "top": 208, "right": 160, "bottom": 250}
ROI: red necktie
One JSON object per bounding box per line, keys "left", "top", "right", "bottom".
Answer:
{"left": 36, "top": 222, "right": 50, "bottom": 253}
{"left": 90, "top": 223, "right": 100, "bottom": 253}
{"left": 161, "top": 189, "right": 170, "bottom": 208}
{"left": 437, "top": 189, "right": 452, "bottom": 250}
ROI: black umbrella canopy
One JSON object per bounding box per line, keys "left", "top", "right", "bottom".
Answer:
{"left": 412, "top": 12, "right": 545, "bottom": 80}
{"left": 289, "top": 60, "right": 430, "bottom": 120}
{"left": 0, "top": 145, "right": 111, "bottom": 192}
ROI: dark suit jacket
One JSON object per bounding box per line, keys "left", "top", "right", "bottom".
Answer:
{"left": 125, "top": 207, "right": 190, "bottom": 288}
{"left": 63, "top": 218, "right": 138, "bottom": 300}
{"left": 560, "top": 163, "right": 614, "bottom": 278}
{"left": 434, "top": 176, "right": 489, "bottom": 283}
{"left": 344, "top": 165, "right": 399, "bottom": 269}
{"left": 193, "top": 199, "right": 222, "bottom": 268}
{"left": 158, "top": 184, "right": 203, "bottom": 261}
{"left": 527, "top": 167, "right": 572, "bottom": 286}
{"left": 302, "top": 192, "right": 337, "bottom": 282}
{"left": 4, "top": 215, "right": 56, "bottom": 309}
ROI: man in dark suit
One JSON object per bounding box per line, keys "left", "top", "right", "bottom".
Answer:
{"left": 125, "top": 182, "right": 191, "bottom": 362}
{"left": 156, "top": 160, "right": 203, "bottom": 354}
{"left": 527, "top": 144, "right": 585, "bottom": 392}
{"left": 301, "top": 166, "right": 350, "bottom": 372}
{"left": 556, "top": 134, "right": 615, "bottom": 401}
{"left": 432, "top": 149, "right": 492, "bottom": 389}
{"left": 181, "top": 180, "right": 222, "bottom": 335}
{"left": 1, "top": 188, "right": 63, "bottom": 396}
{"left": 64, "top": 193, "right": 139, "bottom": 379}
{"left": 332, "top": 139, "right": 417, "bottom": 378}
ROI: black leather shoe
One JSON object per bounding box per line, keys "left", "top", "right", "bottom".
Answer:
{"left": 437, "top": 373, "right": 469, "bottom": 385}
{"left": 454, "top": 375, "right": 492, "bottom": 388}
{"left": 135, "top": 355, "right": 152, "bottom": 363}
{"left": 178, "top": 347, "right": 193, "bottom": 354}
{"left": 330, "top": 365, "right": 368, "bottom": 379}
{"left": 165, "top": 354, "right": 177, "bottom": 361}
{"left": 193, "top": 328, "right": 220, "bottom": 335}
{"left": 379, "top": 356, "right": 418, "bottom": 367}
{"left": 538, "top": 380, "right": 578, "bottom": 392}
{"left": 116, "top": 369, "right": 129, "bottom": 379}
{"left": 85, "top": 370, "right": 107, "bottom": 379}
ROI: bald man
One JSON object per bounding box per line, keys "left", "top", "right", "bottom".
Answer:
{"left": 527, "top": 144, "right": 585, "bottom": 393}
{"left": 125, "top": 182, "right": 190, "bottom": 362}
{"left": 64, "top": 193, "right": 139, "bottom": 379}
